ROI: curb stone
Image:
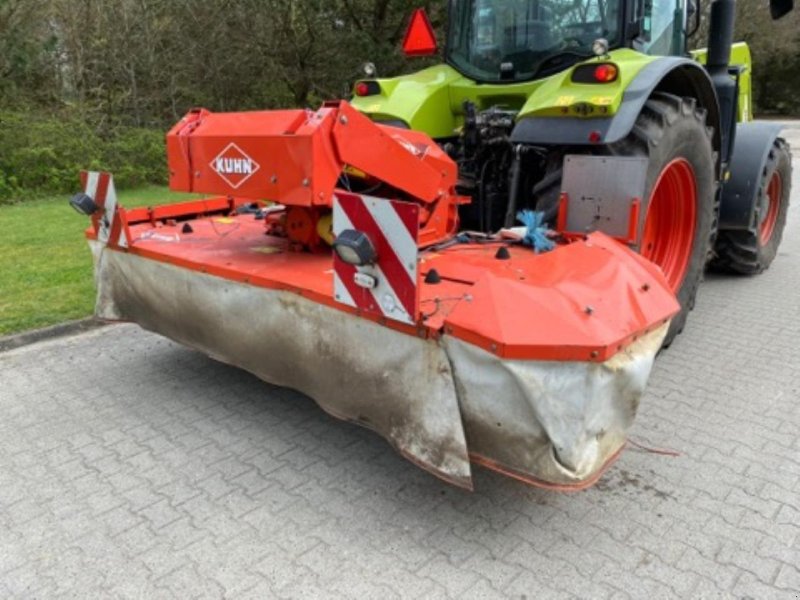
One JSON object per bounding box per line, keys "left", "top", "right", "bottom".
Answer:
{"left": 0, "top": 317, "right": 108, "bottom": 353}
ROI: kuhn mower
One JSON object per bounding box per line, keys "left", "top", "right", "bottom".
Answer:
{"left": 72, "top": 0, "right": 793, "bottom": 490}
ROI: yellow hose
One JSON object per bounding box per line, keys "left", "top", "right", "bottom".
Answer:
{"left": 317, "top": 213, "right": 334, "bottom": 245}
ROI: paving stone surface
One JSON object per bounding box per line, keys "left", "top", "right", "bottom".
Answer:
{"left": 1, "top": 124, "right": 799, "bottom": 599}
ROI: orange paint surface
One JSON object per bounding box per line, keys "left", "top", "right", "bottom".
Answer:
{"left": 88, "top": 200, "right": 679, "bottom": 363}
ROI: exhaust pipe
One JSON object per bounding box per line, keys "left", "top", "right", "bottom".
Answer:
{"left": 706, "top": 0, "right": 736, "bottom": 77}
{"left": 705, "top": 0, "right": 737, "bottom": 165}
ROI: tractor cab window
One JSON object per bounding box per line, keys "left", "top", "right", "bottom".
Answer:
{"left": 634, "top": 0, "right": 686, "bottom": 56}
{"left": 447, "top": 0, "right": 623, "bottom": 82}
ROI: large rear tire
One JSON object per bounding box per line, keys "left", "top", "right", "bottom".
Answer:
{"left": 610, "top": 93, "right": 718, "bottom": 347}
{"left": 713, "top": 138, "right": 792, "bottom": 274}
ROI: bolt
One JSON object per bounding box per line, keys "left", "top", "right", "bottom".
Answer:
{"left": 590, "top": 350, "right": 599, "bottom": 359}
{"left": 302, "top": 178, "right": 310, "bottom": 187}
{"left": 271, "top": 175, "right": 278, "bottom": 184}
{"left": 642, "top": 283, "right": 651, "bottom": 292}
{"left": 491, "top": 343, "right": 498, "bottom": 353}
{"left": 585, "top": 305, "right": 594, "bottom": 315}
{"left": 340, "top": 115, "right": 349, "bottom": 125}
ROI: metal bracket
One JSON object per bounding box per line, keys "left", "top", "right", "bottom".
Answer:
{"left": 558, "top": 155, "right": 649, "bottom": 246}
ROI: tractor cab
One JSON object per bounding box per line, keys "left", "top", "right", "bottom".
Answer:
{"left": 447, "top": 0, "right": 622, "bottom": 81}
{"left": 446, "top": 0, "right": 688, "bottom": 83}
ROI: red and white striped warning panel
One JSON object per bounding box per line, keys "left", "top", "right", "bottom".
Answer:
{"left": 333, "top": 192, "right": 420, "bottom": 325}
{"left": 80, "top": 171, "right": 128, "bottom": 248}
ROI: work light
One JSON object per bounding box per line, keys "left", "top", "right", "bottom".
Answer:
{"left": 69, "top": 192, "right": 99, "bottom": 216}
{"left": 592, "top": 38, "right": 609, "bottom": 57}
{"left": 333, "top": 229, "right": 378, "bottom": 266}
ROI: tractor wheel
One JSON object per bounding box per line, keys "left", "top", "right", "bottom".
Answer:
{"left": 611, "top": 92, "right": 717, "bottom": 347}
{"left": 713, "top": 138, "right": 792, "bottom": 274}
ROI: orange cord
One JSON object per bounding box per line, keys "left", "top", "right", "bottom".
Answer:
{"left": 626, "top": 437, "right": 682, "bottom": 457}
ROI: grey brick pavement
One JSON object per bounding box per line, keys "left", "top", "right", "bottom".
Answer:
{"left": 1, "top": 125, "right": 800, "bottom": 599}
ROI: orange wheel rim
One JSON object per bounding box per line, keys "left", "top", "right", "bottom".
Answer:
{"left": 759, "top": 170, "right": 782, "bottom": 245}
{"left": 640, "top": 159, "right": 698, "bottom": 292}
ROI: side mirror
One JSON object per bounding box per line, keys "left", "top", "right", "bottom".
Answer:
{"left": 770, "top": 0, "right": 793, "bottom": 19}
{"left": 686, "top": 0, "right": 701, "bottom": 37}
{"left": 641, "top": 0, "right": 654, "bottom": 42}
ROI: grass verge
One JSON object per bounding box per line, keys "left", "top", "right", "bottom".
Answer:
{"left": 0, "top": 187, "right": 198, "bottom": 335}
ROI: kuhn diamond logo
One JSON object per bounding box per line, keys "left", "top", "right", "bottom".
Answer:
{"left": 211, "top": 143, "right": 260, "bottom": 189}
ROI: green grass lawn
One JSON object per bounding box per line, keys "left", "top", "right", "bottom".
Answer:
{"left": 0, "top": 187, "right": 199, "bottom": 335}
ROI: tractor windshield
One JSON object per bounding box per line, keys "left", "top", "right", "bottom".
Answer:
{"left": 447, "top": 0, "right": 623, "bottom": 82}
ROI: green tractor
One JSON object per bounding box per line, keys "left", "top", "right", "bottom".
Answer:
{"left": 352, "top": 0, "right": 794, "bottom": 345}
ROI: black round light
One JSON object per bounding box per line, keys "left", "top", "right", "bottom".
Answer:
{"left": 333, "top": 229, "right": 378, "bottom": 266}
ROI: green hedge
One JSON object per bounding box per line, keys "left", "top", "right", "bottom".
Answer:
{"left": 0, "top": 111, "right": 167, "bottom": 203}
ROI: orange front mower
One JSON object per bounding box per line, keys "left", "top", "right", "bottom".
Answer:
{"left": 71, "top": 101, "right": 680, "bottom": 491}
